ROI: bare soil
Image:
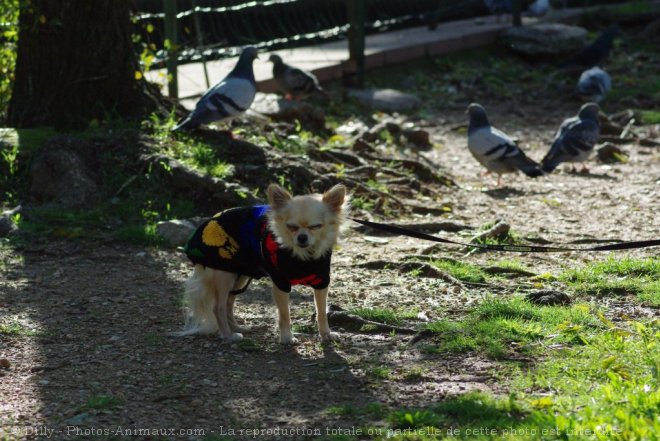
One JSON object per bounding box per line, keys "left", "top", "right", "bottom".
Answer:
{"left": 1, "top": 103, "right": 659, "bottom": 440}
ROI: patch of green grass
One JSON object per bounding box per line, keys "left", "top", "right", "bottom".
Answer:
{"left": 401, "top": 367, "right": 426, "bottom": 382}
{"left": 367, "top": 366, "right": 393, "bottom": 380}
{"left": 640, "top": 109, "right": 660, "bottom": 125}
{"left": 0, "top": 320, "right": 41, "bottom": 337}
{"left": 236, "top": 338, "right": 260, "bottom": 352}
{"left": 560, "top": 257, "right": 660, "bottom": 305}
{"left": 383, "top": 392, "right": 537, "bottom": 440}
{"left": 82, "top": 395, "right": 122, "bottom": 411}
{"left": 424, "top": 298, "right": 601, "bottom": 359}
{"left": 512, "top": 319, "right": 660, "bottom": 440}
{"left": 351, "top": 308, "right": 401, "bottom": 325}
{"left": 487, "top": 258, "right": 530, "bottom": 273}
{"left": 430, "top": 259, "right": 487, "bottom": 283}
{"left": 382, "top": 317, "right": 660, "bottom": 440}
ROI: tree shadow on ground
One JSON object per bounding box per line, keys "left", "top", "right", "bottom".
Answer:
{"left": 0, "top": 238, "right": 376, "bottom": 440}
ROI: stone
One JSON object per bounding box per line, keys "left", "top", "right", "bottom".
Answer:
{"left": 30, "top": 149, "right": 98, "bottom": 208}
{"left": 348, "top": 88, "right": 421, "bottom": 112}
{"left": 597, "top": 143, "right": 629, "bottom": 164}
{"left": 156, "top": 219, "right": 197, "bottom": 248}
{"left": 500, "top": 23, "right": 588, "bottom": 56}
{"left": 0, "top": 215, "right": 17, "bottom": 237}
{"left": 403, "top": 129, "right": 432, "bottom": 148}
{"left": 526, "top": 290, "right": 572, "bottom": 306}
{"left": 251, "top": 92, "right": 325, "bottom": 131}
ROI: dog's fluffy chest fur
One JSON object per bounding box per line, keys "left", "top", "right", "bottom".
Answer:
{"left": 184, "top": 205, "right": 332, "bottom": 293}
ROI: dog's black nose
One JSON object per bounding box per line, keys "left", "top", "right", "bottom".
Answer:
{"left": 297, "top": 234, "right": 308, "bottom": 244}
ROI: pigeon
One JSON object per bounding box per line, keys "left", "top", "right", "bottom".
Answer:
{"left": 268, "top": 54, "right": 327, "bottom": 100}
{"left": 541, "top": 103, "right": 601, "bottom": 173}
{"left": 561, "top": 24, "right": 620, "bottom": 68}
{"left": 172, "top": 46, "right": 258, "bottom": 131}
{"left": 576, "top": 67, "right": 611, "bottom": 103}
{"left": 467, "top": 103, "right": 544, "bottom": 186}
{"left": 484, "top": 0, "right": 512, "bottom": 21}
{"left": 525, "top": 0, "right": 550, "bottom": 17}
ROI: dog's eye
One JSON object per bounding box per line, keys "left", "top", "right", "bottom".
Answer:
{"left": 309, "top": 224, "right": 322, "bottom": 230}
{"left": 286, "top": 224, "right": 299, "bottom": 232}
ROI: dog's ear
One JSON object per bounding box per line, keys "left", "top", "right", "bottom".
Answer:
{"left": 322, "top": 184, "right": 346, "bottom": 213}
{"left": 267, "top": 184, "right": 293, "bottom": 210}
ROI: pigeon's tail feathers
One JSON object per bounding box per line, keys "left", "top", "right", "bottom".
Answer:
{"left": 509, "top": 151, "right": 544, "bottom": 178}
{"left": 540, "top": 141, "right": 563, "bottom": 173}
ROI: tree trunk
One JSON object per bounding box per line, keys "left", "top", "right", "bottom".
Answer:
{"left": 8, "top": 0, "right": 167, "bottom": 129}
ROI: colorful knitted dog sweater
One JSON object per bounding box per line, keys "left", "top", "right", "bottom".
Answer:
{"left": 184, "top": 205, "right": 331, "bottom": 293}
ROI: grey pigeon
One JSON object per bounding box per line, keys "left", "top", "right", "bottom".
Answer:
{"left": 561, "top": 24, "right": 620, "bottom": 68}
{"left": 541, "top": 103, "right": 601, "bottom": 173}
{"left": 268, "top": 54, "right": 327, "bottom": 100}
{"left": 173, "top": 46, "right": 258, "bottom": 131}
{"left": 467, "top": 103, "right": 543, "bottom": 186}
{"left": 576, "top": 67, "right": 611, "bottom": 103}
{"left": 525, "top": 0, "right": 550, "bottom": 17}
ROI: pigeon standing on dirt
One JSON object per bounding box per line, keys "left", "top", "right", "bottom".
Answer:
{"left": 541, "top": 103, "right": 601, "bottom": 173}
{"left": 561, "top": 24, "right": 620, "bottom": 68}
{"left": 576, "top": 67, "right": 611, "bottom": 103}
{"left": 467, "top": 103, "right": 544, "bottom": 186}
{"left": 268, "top": 54, "right": 327, "bottom": 100}
{"left": 172, "top": 46, "right": 259, "bottom": 131}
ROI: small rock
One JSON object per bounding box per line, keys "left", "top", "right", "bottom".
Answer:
{"left": 597, "top": 143, "right": 629, "bottom": 164}
{"left": 156, "top": 219, "right": 197, "bottom": 248}
{"left": 0, "top": 358, "right": 10, "bottom": 369}
{"left": 251, "top": 92, "right": 325, "bottom": 130}
{"left": 352, "top": 138, "right": 378, "bottom": 155}
{"left": 348, "top": 88, "right": 421, "bottom": 112}
{"left": 526, "top": 290, "right": 572, "bottom": 306}
{"left": 403, "top": 129, "right": 431, "bottom": 148}
{"left": 0, "top": 215, "right": 17, "bottom": 237}
{"left": 30, "top": 147, "right": 98, "bottom": 208}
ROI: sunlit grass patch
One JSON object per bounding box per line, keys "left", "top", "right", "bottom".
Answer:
{"left": 560, "top": 256, "right": 660, "bottom": 305}
{"left": 430, "top": 259, "right": 487, "bottom": 283}
{"left": 423, "top": 298, "right": 601, "bottom": 359}
{"left": 512, "top": 319, "right": 660, "bottom": 440}
{"left": 0, "top": 320, "right": 42, "bottom": 337}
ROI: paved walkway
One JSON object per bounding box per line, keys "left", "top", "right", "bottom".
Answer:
{"left": 146, "top": 7, "right": 587, "bottom": 109}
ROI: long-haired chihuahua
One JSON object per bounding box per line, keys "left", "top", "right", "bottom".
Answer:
{"left": 178, "top": 183, "right": 348, "bottom": 344}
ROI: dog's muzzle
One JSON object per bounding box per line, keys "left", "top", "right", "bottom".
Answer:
{"left": 296, "top": 234, "right": 309, "bottom": 247}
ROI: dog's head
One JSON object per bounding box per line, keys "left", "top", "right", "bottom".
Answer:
{"left": 267, "top": 184, "right": 348, "bottom": 260}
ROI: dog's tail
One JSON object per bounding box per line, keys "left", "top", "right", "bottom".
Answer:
{"left": 174, "top": 265, "right": 219, "bottom": 336}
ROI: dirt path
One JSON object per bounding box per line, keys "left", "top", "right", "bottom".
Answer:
{"left": 1, "top": 103, "right": 659, "bottom": 440}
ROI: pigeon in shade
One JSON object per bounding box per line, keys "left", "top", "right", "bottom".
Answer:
{"left": 268, "top": 54, "right": 327, "bottom": 100}
{"left": 483, "top": 0, "right": 512, "bottom": 21}
{"left": 525, "top": 0, "right": 550, "bottom": 17}
{"left": 576, "top": 67, "right": 611, "bottom": 103}
{"left": 561, "top": 24, "right": 620, "bottom": 68}
{"left": 541, "top": 103, "right": 601, "bottom": 173}
{"left": 172, "top": 46, "right": 258, "bottom": 131}
{"left": 467, "top": 103, "right": 544, "bottom": 187}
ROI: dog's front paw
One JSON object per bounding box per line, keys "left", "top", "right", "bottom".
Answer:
{"left": 279, "top": 333, "right": 299, "bottom": 345}
{"left": 224, "top": 332, "right": 243, "bottom": 343}
{"left": 320, "top": 331, "right": 340, "bottom": 343}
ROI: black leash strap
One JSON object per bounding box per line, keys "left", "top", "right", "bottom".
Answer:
{"left": 351, "top": 218, "right": 660, "bottom": 253}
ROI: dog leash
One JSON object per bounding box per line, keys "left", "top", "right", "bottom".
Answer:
{"left": 351, "top": 218, "right": 660, "bottom": 253}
